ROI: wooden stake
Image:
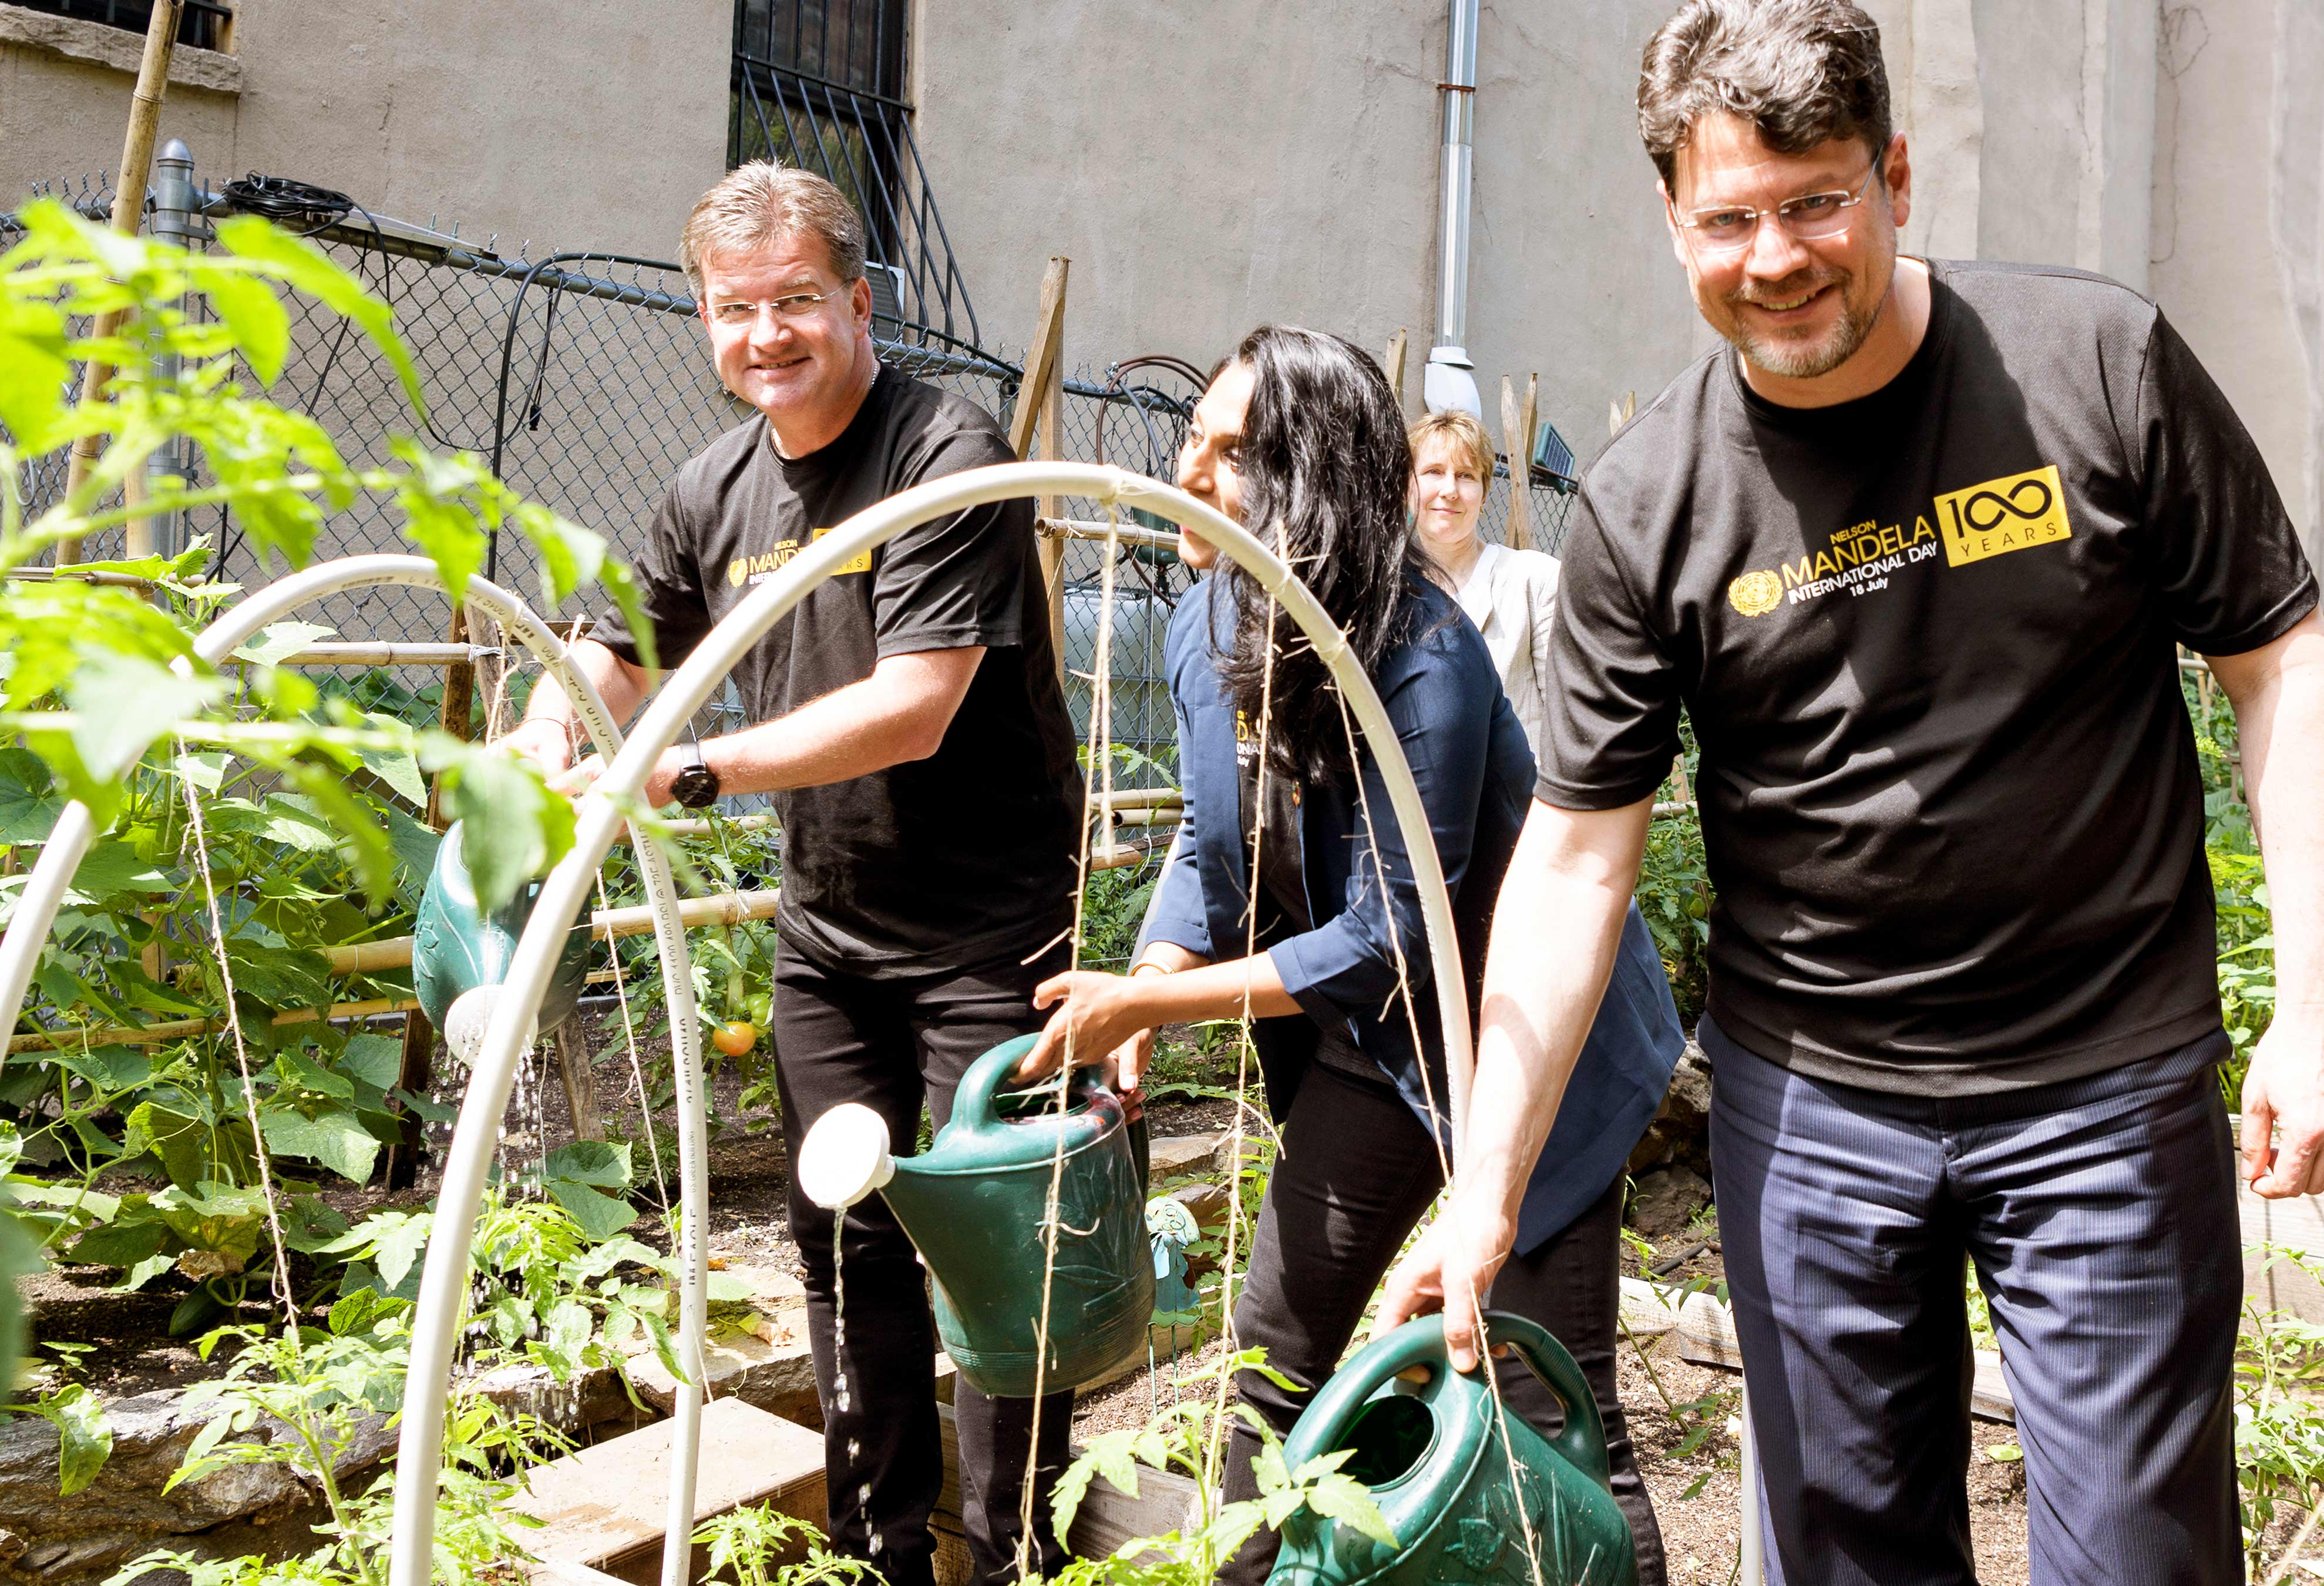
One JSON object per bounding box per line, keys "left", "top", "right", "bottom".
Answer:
{"left": 381, "top": 1007, "right": 434, "bottom": 1191}
{"left": 1383, "top": 330, "right": 1409, "bottom": 412}
{"left": 1499, "top": 377, "right": 1530, "bottom": 552}
{"left": 552, "top": 1015, "right": 604, "bottom": 1144}
{"left": 427, "top": 606, "right": 475, "bottom": 831}
{"left": 1011, "top": 257, "right": 1071, "bottom": 676}
{"left": 52, "top": 0, "right": 184, "bottom": 568}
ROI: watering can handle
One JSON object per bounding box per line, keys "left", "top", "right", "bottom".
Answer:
{"left": 1482, "top": 1311, "right": 1615, "bottom": 1493}
{"left": 1278, "top": 1312, "right": 1615, "bottom": 1493}
{"left": 950, "top": 1036, "right": 1116, "bottom": 1133}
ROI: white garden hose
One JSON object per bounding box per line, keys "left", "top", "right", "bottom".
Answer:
{"left": 383, "top": 462, "right": 1478, "bottom": 1586}
{"left": 0, "top": 556, "right": 704, "bottom": 1586}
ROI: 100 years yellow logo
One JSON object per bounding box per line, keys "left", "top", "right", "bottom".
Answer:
{"left": 1728, "top": 568, "right": 1785, "bottom": 617}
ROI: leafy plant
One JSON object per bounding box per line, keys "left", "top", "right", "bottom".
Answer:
{"left": 692, "top": 1504, "right": 877, "bottom": 1586}
{"left": 2236, "top": 1246, "right": 2324, "bottom": 1575}
{"left": 1045, "top": 1347, "right": 1395, "bottom": 1585}
{"left": 110, "top": 1292, "right": 557, "bottom": 1586}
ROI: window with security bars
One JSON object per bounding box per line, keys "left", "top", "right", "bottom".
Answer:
{"left": 8, "top": 0, "right": 233, "bottom": 50}
{"left": 729, "top": 0, "right": 981, "bottom": 345}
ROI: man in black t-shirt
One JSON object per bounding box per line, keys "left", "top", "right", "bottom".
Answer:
{"left": 1381, "top": 4, "right": 2323, "bottom": 1581}
{"left": 509, "top": 166, "right": 1081, "bottom": 1586}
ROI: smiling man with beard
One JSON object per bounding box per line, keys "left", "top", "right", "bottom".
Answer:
{"left": 506, "top": 165, "right": 1081, "bottom": 1586}
{"left": 1379, "top": 2, "right": 2324, "bottom": 1582}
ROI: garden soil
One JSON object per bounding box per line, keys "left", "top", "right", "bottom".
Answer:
{"left": 29, "top": 1011, "right": 2040, "bottom": 1582}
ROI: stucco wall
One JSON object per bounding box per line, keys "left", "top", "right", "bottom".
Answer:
{"left": 911, "top": 0, "right": 1703, "bottom": 467}
{"left": 0, "top": 0, "right": 732, "bottom": 260}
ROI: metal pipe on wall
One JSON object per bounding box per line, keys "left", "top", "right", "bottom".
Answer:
{"left": 1425, "top": 0, "right": 1484, "bottom": 418}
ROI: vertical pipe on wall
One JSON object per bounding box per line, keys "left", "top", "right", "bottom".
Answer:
{"left": 1425, "top": 0, "right": 1484, "bottom": 418}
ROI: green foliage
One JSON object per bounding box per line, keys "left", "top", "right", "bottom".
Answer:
{"left": 1044, "top": 1347, "right": 1394, "bottom": 1585}
{"left": 1081, "top": 863, "right": 1162, "bottom": 970}
{"left": 110, "top": 1295, "right": 557, "bottom": 1586}
{"left": 2236, "top": 1246, "right": 2324, "bottom": 1575}
{"left": 691, "top": 1505, "right": 877, "bottom": 1586}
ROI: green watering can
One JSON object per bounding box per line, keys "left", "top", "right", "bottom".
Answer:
{"left": 796, "top": 1035, "right": 1154, "bottom": 1397}
{"left": 1269, "top": 1312, "right": 1636, "bottom": 1586}
{"left": 412, "top": 822, "right": 590, "bottom": 1063}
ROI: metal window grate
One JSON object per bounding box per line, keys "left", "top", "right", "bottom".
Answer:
{"left": 728, "top": 0, "right": 978, "bottom": 347}
{"left": 9, "top": 0, "right": 232, "bottom": 50}
{"left": 735, "top": 0, "right": 902, "bottom": 99}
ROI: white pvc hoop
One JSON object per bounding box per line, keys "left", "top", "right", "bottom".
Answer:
{"left": 384, "top": 462, "right": 1478, "bottom": 1586}
{"left": 0, "top": 555, "right": 709, "bottom": 1586}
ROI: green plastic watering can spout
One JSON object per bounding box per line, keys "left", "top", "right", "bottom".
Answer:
{"left": 411, "top": 821, "right": 589, "bottom": 1061}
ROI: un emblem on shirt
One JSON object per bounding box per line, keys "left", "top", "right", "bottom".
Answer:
{"left": 1728, "top": 569, "right": 1785, "bottom": 617}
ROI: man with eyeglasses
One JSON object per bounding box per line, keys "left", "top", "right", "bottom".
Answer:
{"left": 508, "top": 163, "right": 1082, "bottom": 1586}
{"left": 1381, "top": 1, "right": 2322, "bottom": 1581}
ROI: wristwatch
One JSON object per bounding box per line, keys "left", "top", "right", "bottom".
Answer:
{"left": 670, "top": 741, "right": 721, "bottom": 809}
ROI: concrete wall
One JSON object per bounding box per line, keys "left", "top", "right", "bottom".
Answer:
{"left": 0, "top": 0, "right": 732, "bottom": 260}
{"left": 911, "top": 0, "right": 1703, "bottom": 471}
{"left": 1862, "top": 0, "right": 2320, "bottom": 559}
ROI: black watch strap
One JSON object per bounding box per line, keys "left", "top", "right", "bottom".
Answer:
{"left": 671, "top": 741, "right": 721, "bottom": 809}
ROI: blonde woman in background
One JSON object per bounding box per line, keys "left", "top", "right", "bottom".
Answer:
{"left": 1410, "top": 409, "right": 1563, "bottom": 752}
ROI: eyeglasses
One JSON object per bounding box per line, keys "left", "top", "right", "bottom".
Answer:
{"left": 1672, "top": 163, "right": 1882, "bottom": 255}
{"left": 706, "top": 288, "right": 843, "bottom": 328}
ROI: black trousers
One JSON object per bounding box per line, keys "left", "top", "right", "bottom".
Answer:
{"left": 1705, "top": 1016, "right": 2241, "bottom": 1585}
{"left": 772, "top": 936, "right": 1074, "bottom": 1586}
{"left": 1218, "top": 1063, "right": 1666, "bottom": 1586}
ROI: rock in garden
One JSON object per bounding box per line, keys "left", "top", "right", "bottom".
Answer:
{"left": 1629, "top": 1165, "right": 1713, "bottom": 1239}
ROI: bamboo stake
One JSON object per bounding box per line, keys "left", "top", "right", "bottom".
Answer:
{"left": 9, "top": 995, "right": 417, "bottom": 1055}
{"left": 11, "top": 891, "right": 788, "bottom": 1053}
{"left": 322, "top": 885, "right": 787, "bottom": 977}
{"left": 1040, "top": 516, "right": 1178, "bottom": 553}
{"left": 52, "top": 0, "right": 184, "bottom": 568}
{"left": 1089, "top": 787, "right": 1182, "bottom": 810}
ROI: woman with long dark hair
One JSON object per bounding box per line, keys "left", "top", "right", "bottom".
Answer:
{"left": 1021, "top": 326, "right": 1683, "bottom": 1584}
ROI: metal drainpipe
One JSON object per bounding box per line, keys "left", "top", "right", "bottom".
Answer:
{"left": 1424, "top": 0, "right": 1483, "bottom": 417}
{"left": 149, "top": 138, "right": 197, "bottom": 563}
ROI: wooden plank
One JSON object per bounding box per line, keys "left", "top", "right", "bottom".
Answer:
{"left": 1008, "top": 257, "right": 1070, "bottom": 461}
{"left": 2238, "top": 1175, "right": 2324, "bottom": 1326}
{"left": 514, "top": 1398, "right": 825, "bottom": 1578}
{"left": 1382, "top": 330, "right": 1409, "bottom": 412}
{"left": 1500, "top": 377, "right": 1529, "bottom": 552}
{"left": 1515, "top": 374, "right": 1539, "bottom": 547}
{"left": 1010, "top": 256, "right": 1071, "bottom": 678}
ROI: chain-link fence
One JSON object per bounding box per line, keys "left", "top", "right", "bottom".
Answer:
{"left": 8, "top": 161, "right": 1577, "bottom": 799}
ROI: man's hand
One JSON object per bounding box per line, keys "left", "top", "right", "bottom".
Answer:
{"left": 1377, "top": 1197, "right": 1518, "bottom": 1373}
{"left": 2242, "top": 1009, "right": 2324, "bottom": 1196}
{"left": 550, "top": 748, "right": 686, "bottom": 809}
{"left": 503, "top": 717, "right": 577, "bottom": 779}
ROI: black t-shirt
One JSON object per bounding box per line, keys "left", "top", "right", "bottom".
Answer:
{"left": 1541, "top": 260, "right": 2317, "bottom": 1094}
{"left": 594, "top": 366, "right": 1082, "bottom": 973}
